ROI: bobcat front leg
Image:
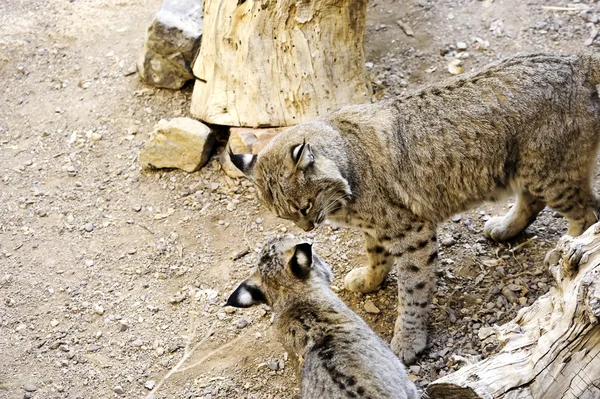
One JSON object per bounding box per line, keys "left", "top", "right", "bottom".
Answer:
{"left": 344, "top": 232, "right": 394, "bottom": 293}
{"left": 385, "top": 221, "right": 437, "bottom": 365}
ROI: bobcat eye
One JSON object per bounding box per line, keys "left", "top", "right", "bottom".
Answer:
{"left": 300, "top": 202, "right": 312, "bottom": 216}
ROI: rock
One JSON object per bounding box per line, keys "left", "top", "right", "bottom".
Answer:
{"left": 140, "top": 118, "right": 215, "bottom": 172}
{"left": 137, "top": 0, "right": 203, "bottom": 89}
{"left": 441, "top": 237, "right": 456, "bottom": 247}
{"left": 268, "top": 359, "right": 280, "bottom": 371}
{"left": 229, "top": 127, "right": 287, "bottom": 154}
{"left": 132, "top": 338, "right": 144, "bottom": 347}
{"left": 448, "top": 59, "right": 465, "bottom": 75}
{"left": 409, "top": 365, "right": 421, "bottom": 374}
{"left": 364, "top": 300, "right": 380, "bottom": 314}
{"left": 396, "top": 20, "right": 414, "bottom": 36}
{"left": 451, "top": 214, "right": 462, "bottom": 222}
{"left": 84, "top": 223, "right": 94, "bottom": 232}
{"left": 144, "top": 380, "right": 156, "bottom": 390}
{"left": 50, "top": 319, "right": 60, "bottom": 327}
{"left": 456, "top": 41, "right": 467, "bottom": 50}
{"left": 23, "top": 383, "right": 38, "bottom": 392}
{"left": 221, "top": 127, "right": 287, "bottom": 178}
{"left": 93, "top": 304, "right": 105, "bottom": 315}
{"left": 113, "top": 385, "right": 125, "bottom": 395}
{"left": 235, "top": 317, "right": 251, "bottom": 329}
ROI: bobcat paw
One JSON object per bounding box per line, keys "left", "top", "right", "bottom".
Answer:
{"left": 344, "top": 267, "right": 380, "bottom": 293}
{"left": 390, "top": 331, "right": 427, "bottom": 365}
{"left": 483, "top": 216, "right": 519, "bottom": 242}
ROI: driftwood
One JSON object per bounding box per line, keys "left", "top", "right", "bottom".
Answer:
{"left": 426, "top": 224, "right": 600, "bottom": 399}
{"left": 190, "top": 0, "right": 372, "bottom": 127}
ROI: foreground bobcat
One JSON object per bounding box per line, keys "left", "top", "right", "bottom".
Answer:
{"left": 230, "top": 53, "right": 600, "bottom": 363}
{"left": 227, "top": 236, "right": 417, "bottom": 399}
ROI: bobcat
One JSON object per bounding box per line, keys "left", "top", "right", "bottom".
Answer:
{"left": 230, "top": 53, "right": 600, "bottom": 364}
{"left": 226, "top": 236, "right": 418, "bottom": 399}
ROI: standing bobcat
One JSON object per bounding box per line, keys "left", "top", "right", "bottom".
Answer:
{"left": 227, "top": 236, "right": 417, "bottom": 399}
{"left": 230, "top": 53, "right": 600, "bottom": 364}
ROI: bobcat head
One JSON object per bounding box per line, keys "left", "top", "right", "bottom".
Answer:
{"left": 226, "top": 236, "right": 333, "bottom": 308}
{"left": 229, "top": 122, "right": 351, "bottom": 231}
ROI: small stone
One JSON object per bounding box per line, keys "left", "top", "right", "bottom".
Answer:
{"left": 90, "top": 132, "right": 103, "bottom": 142}
{"left": 93, "top": 304, "right": 105, "bottom": 315}
{"left": 144, "top": 380, "right": 156, "bottom": 390}
{"left": 50, "top": 319, "right": 60, "bottom": 327}
{"left": 119, "top": 322, "right": 129, "bottom": 332}
{"left": 217, "top": 312, "right": 226, "bottom": 320}
{"left": 255, "top": 217, "right": 263, "bottom": 224}
{"left": 441, "top": 237, "right": 456, "bottom": 247}
{"left": 235, "top": 317, "right": 251, "bottom": 329}
{"left": 268, "top": 359, "right": 280, "bottom": 371}
{"left": 456, "top": 41, "right": 467, "bottom": 50}
{"left": 23, "top": 383, "right": 38, "bottom": 392}
{"left": 132, "top": 338, "right": 144, "bottom": 347}
{"left": 139, "top": 118, "right": 215, "bottom": 172}
{"left": 448, "top": 59, "right": 465, "bottom": 75}
{"left": 409, "top": 365, "right": 421, "bottom": 374}
{"left": 156, "top": 347, "right": 165, "bottom": 356}
{"left": 84, "top": 223, "right": 94, "bottom": 232}
{"left": 133, "top": 205, "right": 142, "bottom": 212}
{"left": 113, "top": 385, "right": 125, "bottom": 395}
{"left": 364, "top": 300, "right": 380, "bottom": 314}
{"left": 451, "top": 214, "right": 462, "bottom": 222}
{"left": 518, "top": 297, "right": 528, "bottom": 306}
{"left": 85, "top": 259, "right": 94, "bottom": 267}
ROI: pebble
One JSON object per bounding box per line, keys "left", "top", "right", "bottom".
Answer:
{"left": 448, "top": 59, "right": 465, "bottom": 75}
{"left": 409, "top": 365, "right": 421, "bottom": 374}
{"left": 451, "top": 214, "right": 462, "bottom": 222}
{"left": 456, "top": 41, "right": 468, "bottom": 50}
{"left": 236, "top": 317, "right": 251, "bottom": 329}
{"left": 113, "top": 385, "right": 125, "bottom": 395}
{"left": 50, "top": 319, "right": 60, "bottom": 327}
{"left": 85, "top": 259, "right": 94, "bottom": 267}
{"left": 364, "top": 300, "right": 381, "bottom": 314}
{"left": 441, "top": 237, "right": 456, "bottom": 247}
{"left": 268, "top": 359, "right": 280, "bottom": 371}
{"left": 23, "top": 383, "right": 38, "bottom": 392}
{"left": 84, "top": 223, "right": 94, "bottom": 232}
{"left": 144, "top": 380, "right": 156, "bottom": 390}
{"left": 93, "top": 304, "right": 105, "bottom": 315}
{"left": 255, "top": 217, "right": 263, "bottom": 224}
{"left": 132, "top": 338, "right": 143, "bottom": 347}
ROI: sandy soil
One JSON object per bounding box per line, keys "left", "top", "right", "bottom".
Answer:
{"left": 1, "top": 0, "right": 599, "bottom": 398}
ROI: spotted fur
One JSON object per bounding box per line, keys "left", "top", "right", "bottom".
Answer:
{"left": 231, "top": 53, "right": 600, "bottom": 363}
{"left": 227, "top": 236, "right": 417, "bottom": 399}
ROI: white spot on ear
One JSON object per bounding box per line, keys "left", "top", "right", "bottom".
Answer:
{"left": 295, "top": 251, "right": 308, "bottom": 267}
{"left": 292, "top": 144, "right": 303, "bottom": 161}
{"left": 239, "top": 154, "right": 255, "bottom": 169}
{"left": 237, "top": 289, "right": 253, "bottom": 306}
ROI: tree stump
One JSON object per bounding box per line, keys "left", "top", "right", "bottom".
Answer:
{"left": 426, "top": 225, "right": 600, "bottom": 399}
{"left": 190, "top": 0, "right": 372, "bottom": 127}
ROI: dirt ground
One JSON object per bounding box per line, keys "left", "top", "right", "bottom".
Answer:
{"left": 1, "top": 0, "right": 599, "bottom": 398}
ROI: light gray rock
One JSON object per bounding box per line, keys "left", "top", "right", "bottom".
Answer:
{"left": 137, "top": 0, "right": 203, "bottom": 89}
{"left": 139, "top": 118, "right": 215, "bottom": 172}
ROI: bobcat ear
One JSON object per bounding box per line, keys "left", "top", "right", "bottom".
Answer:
{"left": 226, "top": 277, "right": 266, "bottom": 308}
{"left": 291, "top": 140, "right": 314, "bottom": 171}
{"left": 289, "top": 242, "right": 313, "bottom": 279}
{"left": 229, "top": 149, "right": 257, "bottom": 177}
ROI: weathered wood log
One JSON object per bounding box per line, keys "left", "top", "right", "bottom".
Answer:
{"left": 190, "top": 0, "right": 372, "bottom": 127}
{"left": 426, "top": 224, "right": 600, "bottom": 399}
